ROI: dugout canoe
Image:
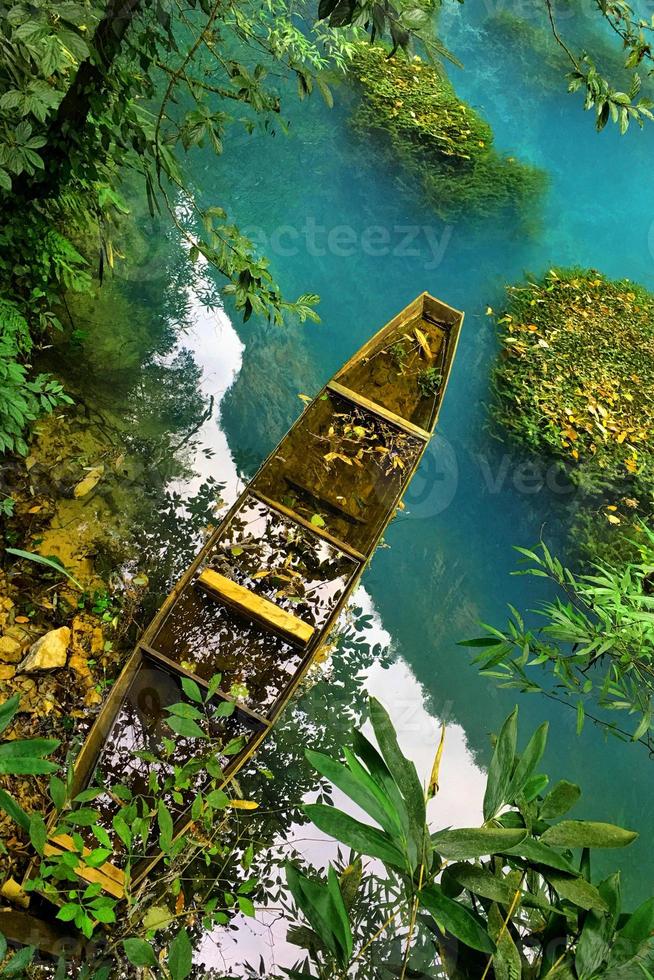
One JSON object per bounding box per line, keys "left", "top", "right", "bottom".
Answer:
{"left": 33, "top": 290, "right": 464, "bottom": 900}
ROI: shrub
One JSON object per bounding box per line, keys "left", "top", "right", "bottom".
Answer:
{"left": 348, "top": 42, "right": 547, "bottom": 223}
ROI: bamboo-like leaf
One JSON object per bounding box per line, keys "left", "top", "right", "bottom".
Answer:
{"left": 543, "top": 871, "right": 609, "bottom": 912}
{"left": 285, "top": 863, "right": 352, "bottom": 967}
{"left": 540, "top": 781, "right": 581, "bottom": 820}
{"left": 351, "top": 729, "right": 408, "bottom": 827}
{"left": 0, "top": 694, "right": 20, "bottom": 736}
{"left": 432, "top": 827, "right": 527, "bottom": 860}
{"left": 507, "top": 721, "right": 548, "bottom": 803}
{"left": 368, "top": 698, "right": 425, "bottom": 865}
{"left": 303, "top": 803, "right": 407, "bottom": 871}
{"left": 541, "top": 821, "right": 638, "bottom": 849}
{"left": 419, "top": 883, "right": 495, "bottom": 953}
{"left": 501, "top": 837, "right": 579, "bottom": 874}
{"left": 488, "top": 901, "right": 522, "bottom": 980}
{"left": 5, "top": 547, "right": 84, "bottom": 590}
{"left": 306, "top": 748, "right": 402, "bottom": 838}
{"left": 0, "top": 788, "right": 30, "bottom": 832}
{"left": 483, "top": 707, "right": 518, "bottom": 821}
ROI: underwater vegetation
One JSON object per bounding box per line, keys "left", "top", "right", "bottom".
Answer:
{"left": 492, "top": 268, "right": 654, "bottom": 555}
{"left": 347, "top": 42, "right": 547, "bottom": 224}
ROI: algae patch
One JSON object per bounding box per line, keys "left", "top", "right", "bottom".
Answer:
{"left": 347, "top": 43, "right": 547, "bottom": 224}
{"left": 492, "top": 268, "right": 654, "bottom": 556}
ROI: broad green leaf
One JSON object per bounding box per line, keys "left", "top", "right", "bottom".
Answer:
{"left": 303, "top": 804, "right": 406, "bottom": 871}
{"left": 419, "top": 883, "right": 495, "bottom": 953}
{"left": 543, "top": 871, "right": 608, "bottom": 912}
{"left": 166, "top": 702, "right": 204, "bottom": 720}
{"left": 0, "top": 694, "right": 20, "bottom": 736}
{"left": 143, "top": 905, "right": 173, "bottom": 933}
{"left": 507, "top": 721, "right": 548, "bottom": 803}
{"left": 168, "top": 927, "right": 192, "bottom": 980}
{"left": 445, "top": 864, "right": 516, "bottom": 905}
{"left": 49, "top": 775, "right": 66, "bottom": 810}
{"left": 488, "top": 901, "right": 522, "bottom": 980}
{"left": 122, "top": 939, "right": 158, "bottom": 968}
{"left": 540, "top": 781, "right": 581, "bottom": 820}
{"left": 368, "top": 697, "right": 424, "bottom": 866}
{"left": 29, "top": 813, "right": 47, "bottom": 856}
{"left": 351, "top": 729, "right": 408, "bottom": 828}
{"left": 610, "top": 897, "right": 654, "bottom": 966}
{"left": 180, "top": 676, "right": 203, "bottom": 703}
{"left": 285, "top": 864, "right": 351, "bottom": 967}
{"left": 306, "top": 748, "right": 402, "bottom": 838}
{"left": 165, "top": 716, "right": 207, "bottom": 740}
{"left": 0, "top": 788, "right": 30, "bottom": 832}
{"left": 575, "top": 875, "right": 620, "bottom": 978}
{"left": 0, "top": 946, "right": 36, "bottom": 976}
{"left": 432, "top": 827, "right": 527, "bottom": 860}
{"left": 483, "top": 707, "right": 518, "bottom": 821}
{"left": 541, "top": 821, "right": 638, "bottom": 849}
{"left": 501, "top": 837, "right": 579, "bottom": 874}
{"left": 0, "top": 737, "right": 59, "bottom": 774}
{"left": 158, "top": 800, "right": 174, "bottom": 850}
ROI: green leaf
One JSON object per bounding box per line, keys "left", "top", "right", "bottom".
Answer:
{"left": 0, "top": 788, "right": 30, "bottom": 832}
{"left": 85, "top": 847, "right": 112, "bottom": 868}
{"left": 445, "top": 864, "right": 517, "bottom": 905}
{"left": 165, "top": 716, "right": 207, "bottom": 740}
{"left": 56, "top": 903, "right": 79, "bottom": 923}
{"left": 180, "top": 676, "right": 203, "bottom": 703}
{"left": 143, "top": 905, "right": 173, "bottom": 933}
{"left": 368, "top": 697, "right": 424, "bottom": 867}
{"left": 483, "top": 707, "right": 518, "bottom": 821}
{"left": 0, "top": 946, "right": 36, "bottom": 976}
{"left": 0, "top": 737, "right": 59, "bottom": 775}
{"left": 0, "top": 694, "right": 20, "bottom": 736}
{"left": 488, "top": 901, "right": 522, "bottom": 980}
{"left": 575, "top": 874, "right": 621, "bottom": 977}
{"left": 501, "top": 837, "right": 579, "bottom": 874}
{"left": 168, "top": 927, "right": 192, "bottom": 980}
{"left": 5, "top": 547, "right": 83, "bottom": 590}
{"left": 49, "top": 775, "right": 66, "bottom": 810}
{"left": 306, "top": 748, "right": 402, "bottom": 838}
{"left": 303, "top": 803, "right": 406, "bottom": 871}
{"left": 29, "top": 813, "right": 47, "bottom": 855}
{"left": 419, "top": 883, "right": 495, "bottom": 953}
{"left": 507, "top": 721, "right": 548, "bottom": 803}
{"left": 122, "top": 939, "right": 158, "bottom": 968}
{"left": 158, "top": 800, "right": 174, "bottom": 850}
{"left": 611, "top": 897, "right": 654, "bottom": 964}
{"left": 285, "top": 863, "right": 352, "bottom": 967}
{"left": 166, "top": 702, "right": 204, "bottom": 720}
{"left": 237, "top": 895, "right": 255, "bottom": 917}
{"left": 206, "top": 789, "right": 229, "bottom": 809}
{"left": 540, "top": 781, "right": 581, "bottom": 820}
{"left": 431, "top": 827, "right": 527, "bottom": 860}
{"left": 541, "top": 821, "right": 638, "bottom": 849}
{"left": 543, "top": 871, "right": 609, "bottom": 912}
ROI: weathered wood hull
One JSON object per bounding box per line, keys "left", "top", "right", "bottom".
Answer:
{"left": 37, "top": 291, "right": 464, "bottom": 898}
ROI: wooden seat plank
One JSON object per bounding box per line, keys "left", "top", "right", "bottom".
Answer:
{"left": 196, "top": 569, "right": 315, "bottom": 647}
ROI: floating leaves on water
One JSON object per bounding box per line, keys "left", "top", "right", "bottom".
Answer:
{"left": 310, "top": 514, "right": 326, "bottom": 528}
{"left": 73, "top": 465, "right": 104, "bottom": 498}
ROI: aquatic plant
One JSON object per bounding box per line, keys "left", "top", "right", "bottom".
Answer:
{"left": 465, "top": 523, "right": 654, "bottom": 755}
{"left": 282, "top": 698, "right": 653, "bottom": 978}
{"left": 492, "top": 268, "right": 654, "bottom": 551}
{"left": 348, "top": 42, "right": 547, "bottom": 223}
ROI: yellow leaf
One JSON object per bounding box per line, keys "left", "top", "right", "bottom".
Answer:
{"left": 298, "top": 393, "right": 312, "bottom": 404}
{"left": 607, "top": 514, "right": 621, "bottom": 525}
{"left": 428, "top": 722, "right": 446, "bottom": 800}
{"left": 229, "top": 800, "right": 259, "bottom": 810}
{"left": 485, "top": 306, "right": 494, "bottom": 316}
{"left": 626, "top": 458, "right": 638, "bottom": 473}
{"left": 414, "top": 327, "right": 433, "bottom": 361}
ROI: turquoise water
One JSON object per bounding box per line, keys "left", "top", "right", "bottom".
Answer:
{"left": 46, "top": 6, "right": 654, "bottom": 968}
{"left": 199, "top": 3, "right": 654, "bottom": 903}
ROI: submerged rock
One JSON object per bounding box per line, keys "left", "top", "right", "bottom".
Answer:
{"left": 0, "top": 636, "right": 22, "bottom": 663}
{"left": 18, "top": 626, "right": 70, "bottom": 673}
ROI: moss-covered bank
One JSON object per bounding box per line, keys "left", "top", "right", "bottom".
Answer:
{"left": 492, "top": 268, "right": 654, "bottom": 555}
{"left": 348, "top": 43, "right": 547, "bottom": 224}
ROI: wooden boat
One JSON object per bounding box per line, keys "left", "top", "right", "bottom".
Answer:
{"left": 32, "top": 291, "right": 464, "bottom": 900}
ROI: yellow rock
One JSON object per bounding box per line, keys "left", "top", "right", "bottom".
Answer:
{"left": 0, "top": 636, "right": 22, "bottom": 663}
{"left": 1, "top": 878, "right": 30, "bottom": 909}
{"left": 0, "top": 665, "right": 16, "bottom": 680}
